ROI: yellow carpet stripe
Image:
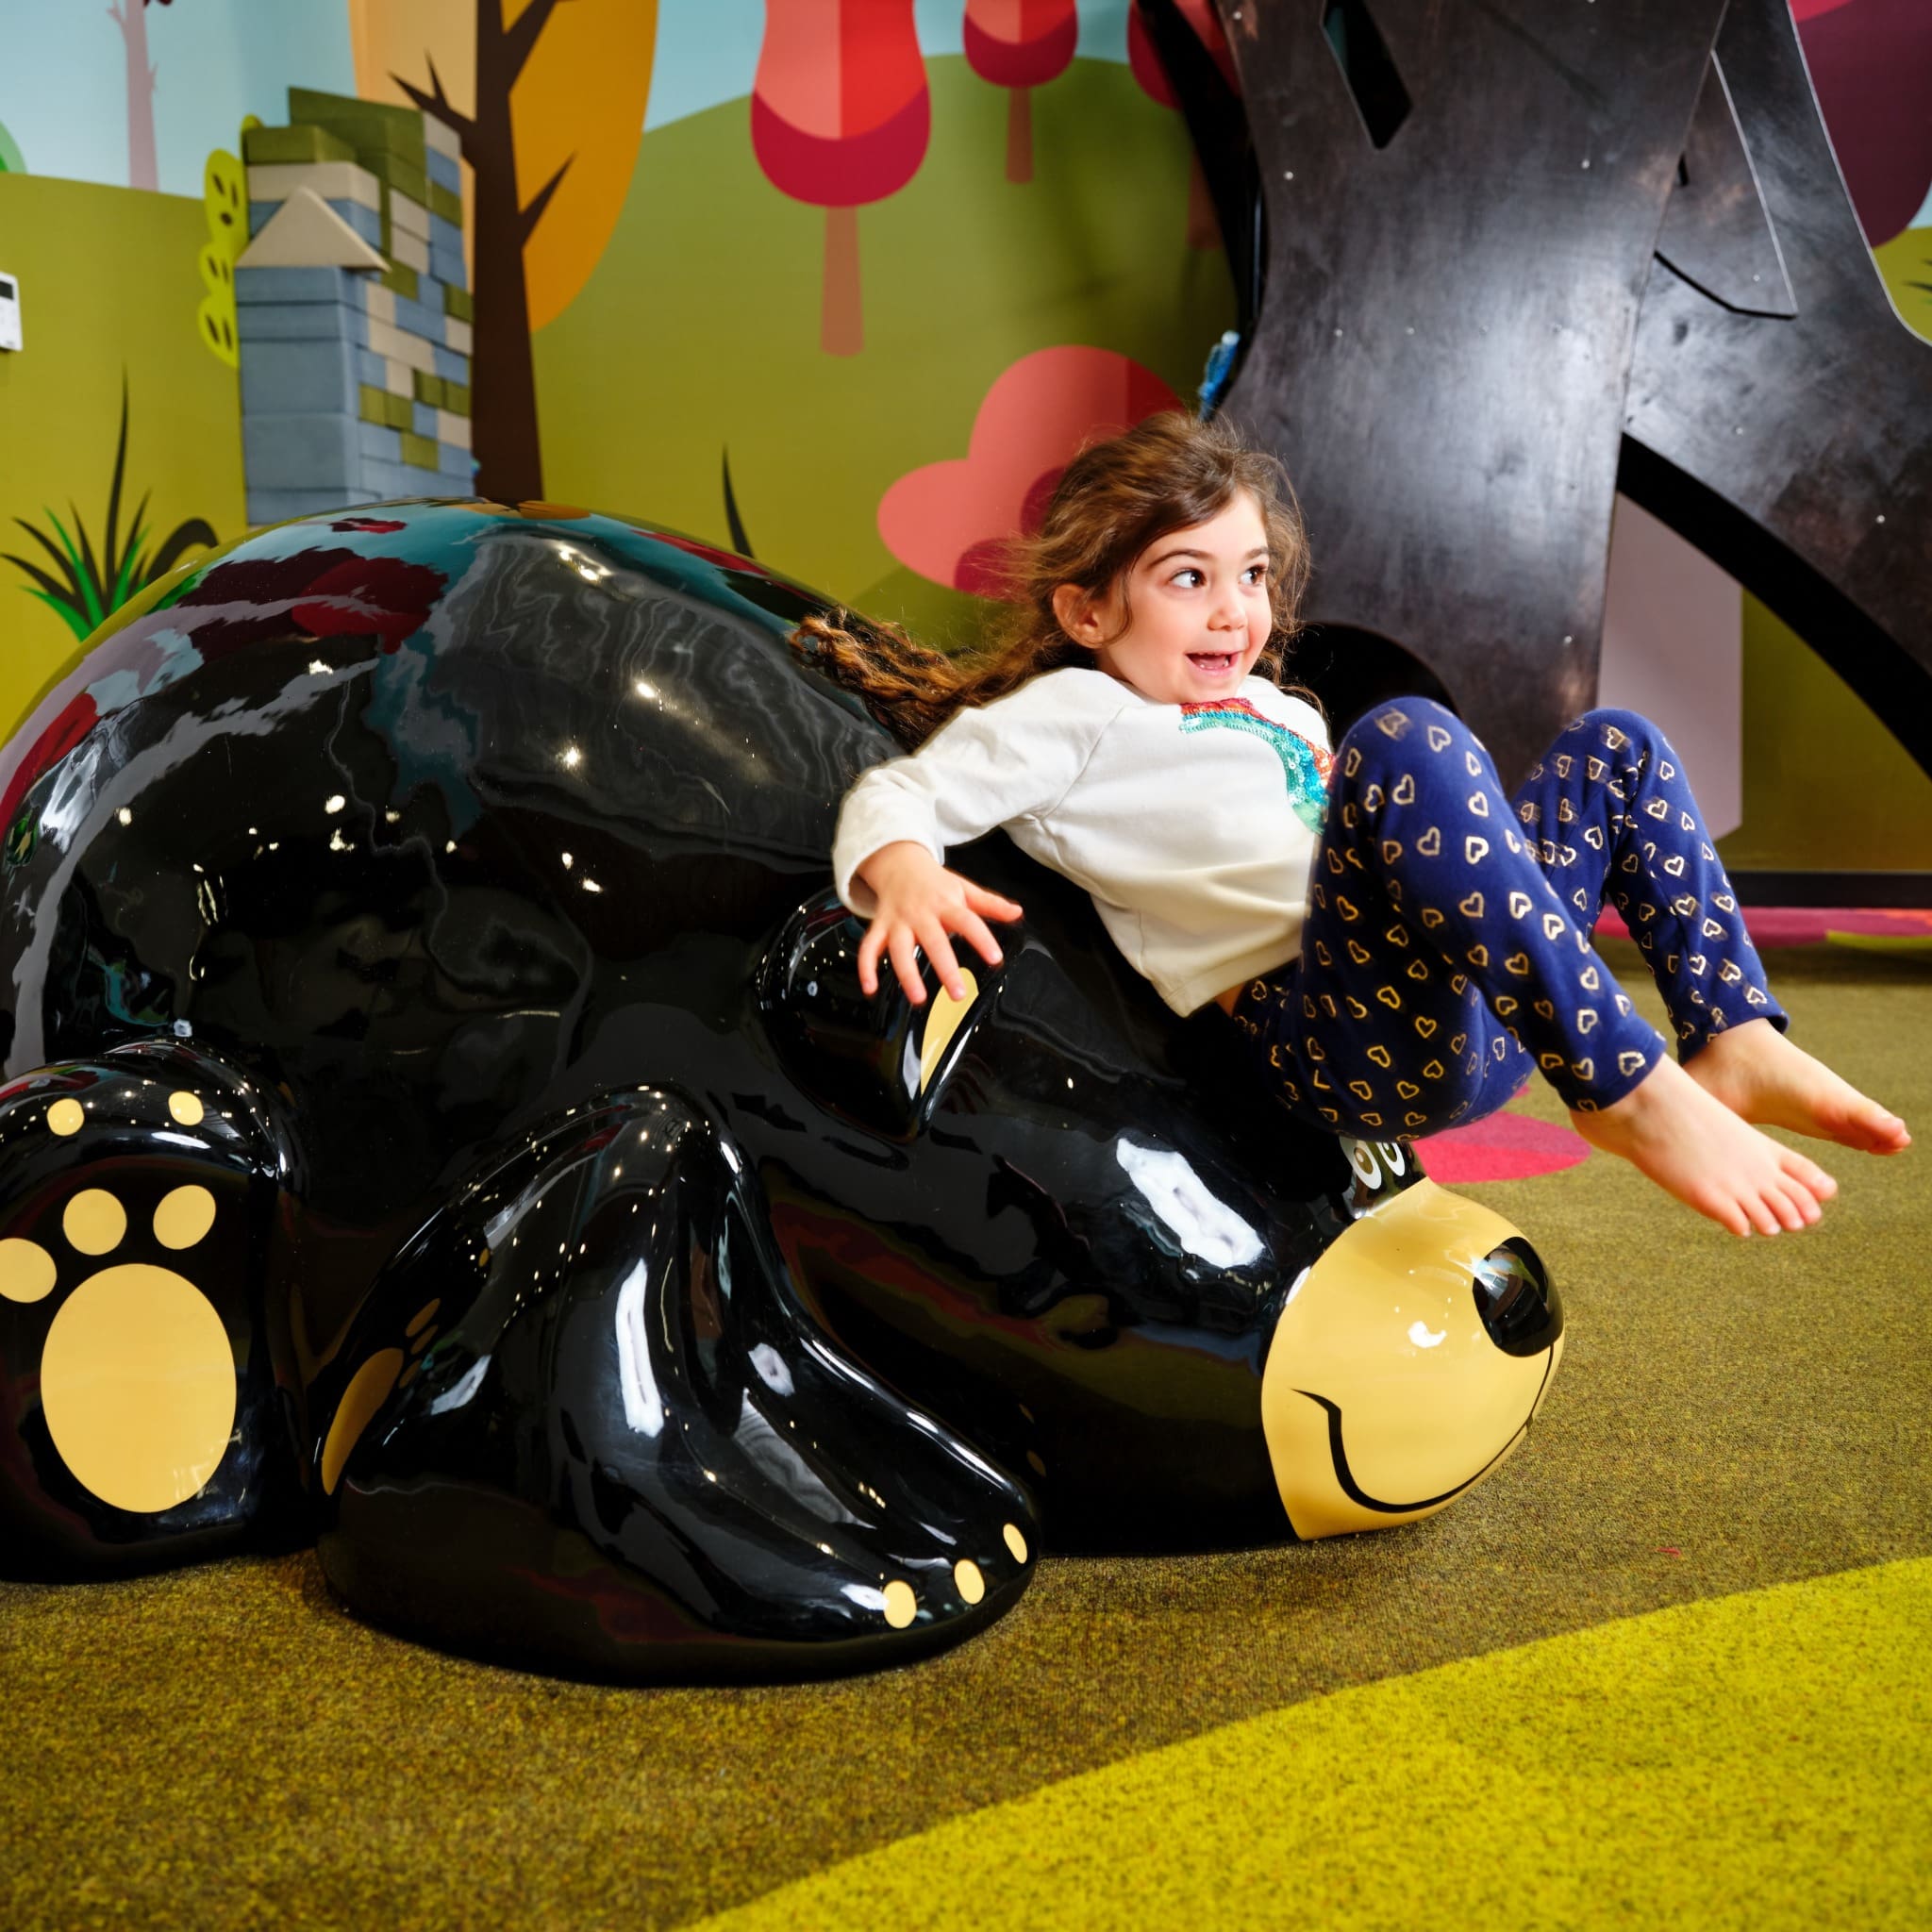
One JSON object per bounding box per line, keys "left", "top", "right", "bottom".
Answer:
{"left": 689, "top": 1558, "right": 1932, "bottom": 1931}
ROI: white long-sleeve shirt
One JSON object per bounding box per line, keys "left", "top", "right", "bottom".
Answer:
{"left": 832, "top": 665, "right": 1333, "bottom": 1015}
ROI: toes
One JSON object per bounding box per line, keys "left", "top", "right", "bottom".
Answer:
{"left": 1781, "top": 1149, "right": 1838, "bottom": 1200}
{"left": 1696, "top": 1188, "right": 1751, "bottom": 1239}
{"left": 1858, "top": 1107, "right": 1910, "bottom": 1153}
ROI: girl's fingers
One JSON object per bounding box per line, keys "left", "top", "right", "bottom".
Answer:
{"left": 857, "top": 923, "right": 887, "bottom": 997}
{"left": 956, "top": 910, "right": 1004, "bottom": 971}
{"left": 964, "top": 882, "right": 1024, "bottom": 921}
{"left": 918, "top": 921, "right": 968, "bottom": 1004}
{"left": 858, "top": 885, "right": 1013, "bottom": 1005}
{"left": 888, "top": 927, "right": 928, "bottom": 1006}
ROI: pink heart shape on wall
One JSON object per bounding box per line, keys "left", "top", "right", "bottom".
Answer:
{"left": 878, "top": 347, "right": 1182, "bottom": 596}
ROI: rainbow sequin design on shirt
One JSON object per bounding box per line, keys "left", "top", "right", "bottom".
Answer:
{"left": 1179, "top": 697, "right": 1334, "bottom": 835}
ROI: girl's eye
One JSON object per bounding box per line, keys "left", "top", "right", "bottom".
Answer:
{"left": 1243, "top": 564, "right": 1269, "bottom": 586}
{"left": 1173, "top": 568, "right": 1206, "bottom": 589}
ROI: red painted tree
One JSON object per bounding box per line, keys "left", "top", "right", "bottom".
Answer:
{"left": 753, "top": 1, "right": 930, "bottom": 358}
{"left": 963, "top": 0, "right": 1077, "bottom": 185}
{"left": 1127, "top": 0, "right": 1238, "bottom": 251}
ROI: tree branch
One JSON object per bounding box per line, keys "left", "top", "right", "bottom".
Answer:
{"left": 392, "top": 54, "right": 476, "bottom": 147}
{"left": 503, "top": 0, "right": 572, "bottom": 88}
{"left": 519, "top": 152, "right": 575, "bottom": 245}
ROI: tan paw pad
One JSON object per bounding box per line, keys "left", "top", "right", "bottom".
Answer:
{"left": 4, "top": 1181, "right": 231, "bottom": 1514}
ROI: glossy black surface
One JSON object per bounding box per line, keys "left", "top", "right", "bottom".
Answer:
{"left": 0, "top": 502, "right": 1551, "bottom": 1677}
{"left": 0, "top": 498, "right": 1553, "bottom": 1676}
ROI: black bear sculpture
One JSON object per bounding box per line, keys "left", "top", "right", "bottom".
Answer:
{"left": 0, "top": 502, "right": 1561, "bottom": 1680}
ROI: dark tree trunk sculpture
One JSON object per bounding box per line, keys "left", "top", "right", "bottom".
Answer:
{"left": 1160, "top": 0, "right": 1932, "bottom": 789}
{"left": 1201, "top": 0, "right": 1728, "bottom": 787}
{"left": 1620, "top": 0, "right": 1932, "bottom": 779}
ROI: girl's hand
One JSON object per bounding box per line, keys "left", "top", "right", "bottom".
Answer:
{"left": 855, "top": 841, "right": 1024, "bottom": 1005}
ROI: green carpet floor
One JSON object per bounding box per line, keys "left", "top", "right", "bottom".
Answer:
{"left": 3, "top": 940, "right": 1927, "bottom": 1930}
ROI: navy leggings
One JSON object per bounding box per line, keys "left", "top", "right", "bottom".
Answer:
{"left": 1228, "top": 700, "right": 1787, "bottom": 1137}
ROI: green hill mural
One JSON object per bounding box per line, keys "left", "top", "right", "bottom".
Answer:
{"left": 531, "top": 55, "right": 1237, "bottom": 653}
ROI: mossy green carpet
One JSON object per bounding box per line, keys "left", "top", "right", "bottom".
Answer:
{"left": 3, "top": 939, "right": 1927, "bottom": 1930}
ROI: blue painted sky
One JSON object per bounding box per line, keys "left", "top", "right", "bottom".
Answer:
{"left": 0, "top": 3, "right": 1134, "bottom": 191}
{"left": 648, "top": 2, "right": 1132, "bottom": 131}
{"left": 0, "top": 0, "right": 355, "bottom": 197}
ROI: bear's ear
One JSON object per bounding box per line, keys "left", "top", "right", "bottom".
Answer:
{"left": 757, "top": 891, "right": 995, "bottom": 1141}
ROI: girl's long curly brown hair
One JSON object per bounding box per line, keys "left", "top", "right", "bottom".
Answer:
{"left": 792, "top": 411, "right": 1315, "bottom": 747}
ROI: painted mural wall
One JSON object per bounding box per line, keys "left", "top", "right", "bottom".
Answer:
{"left": 2, "top": 1, "right": 1928, "bottom": 874}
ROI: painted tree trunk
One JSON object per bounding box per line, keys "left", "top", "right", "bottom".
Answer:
{"left": 115, "top": 1, "right": 158, "bottom": 192}
{"left": 469, "top": 0, "right": 544, "bottom": 501}
{"left": 823, "top": 206, "right": 862, "bottom": 357}
{"left": 1007, "top": 86, "right": 1033, "bottom": 183}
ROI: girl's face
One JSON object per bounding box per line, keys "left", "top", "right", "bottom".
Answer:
{"left": 1054, "top": 491, "right": 1274, "bottom": 706}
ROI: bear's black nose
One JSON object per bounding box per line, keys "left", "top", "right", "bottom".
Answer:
{"left": 1471, "top": 1239, "right": 1562, "bottom": 1357}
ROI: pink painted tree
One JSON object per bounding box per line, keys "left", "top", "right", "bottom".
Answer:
{"left": 963, "top": 0, "right": 1077, "bottom": 185}
{"left": 108, "top": 0, "right": 172, "bottom": 192}
{"left": 1127, "top": 0, "right": 1237, "bottom": 250}
{"left": 753, "top": 1, "right": 930, "bottom": 358}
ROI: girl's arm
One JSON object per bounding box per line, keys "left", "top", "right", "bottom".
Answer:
{"left": 833, "top": 678, "right": 1104, "bottom": 1005}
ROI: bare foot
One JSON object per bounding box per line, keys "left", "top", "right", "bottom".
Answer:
{"left": 1684, "top": 1018, "right": 1910, "bottom": 1155}
{"left": 1571, "top": 1056, "right": 1839, "bottom": 1238}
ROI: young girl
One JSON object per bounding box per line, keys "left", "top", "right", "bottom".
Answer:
{"left": 797, "top": 413, "right": 1908, "bottom": 1237}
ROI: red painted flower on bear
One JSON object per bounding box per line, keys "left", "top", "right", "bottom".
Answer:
{"left": 877, "top": 347, "right": 1182, "bottom": 597}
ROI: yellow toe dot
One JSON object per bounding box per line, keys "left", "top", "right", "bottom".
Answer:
{"left": 63, "top": 1190, "right": 126, "bottom": 1257}
{"left": 0, "top": 1237, "right": 57, "bottom": 1304}
{"left": 955, "top": 1559, "right": 986, "bottom": 1606}
{"left": 881, "top": 1579, "right": 917, "bottom": 1629}
{"left": 153, "top": 1185, "right": 216, "bottom": 1251}
{"left": 1003, "top": 1522, "right": 1029, "bottom": 1563}
{"left": 406, "top": 1299, "right": 441, "bottom": 1336}
{"left": 47, "top": 1098, "right": 84, "bottom": 1136}
{"left": 321, "top": 1348, "right": 407, "bottom": 1495}
{"left": 167, "top": 1091, "right": 204, "bottom": 1126}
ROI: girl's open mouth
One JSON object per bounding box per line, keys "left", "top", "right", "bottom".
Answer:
{"left": 1188, "top": 652, "right": 1238, "bottom": 675}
